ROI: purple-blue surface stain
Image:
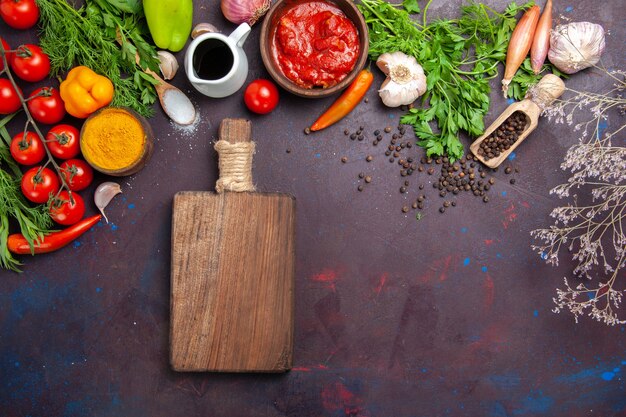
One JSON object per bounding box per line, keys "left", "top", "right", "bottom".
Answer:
{"left": 73, "top": 241, "right": 81, "bottom": 248}
{"left": 128, "top": 203, "right": 135, "bottom": 209}
{"left": 461, "top": 227, "right": 468, "bottom": 233}
{"left": 508, "top": 152, "right": 516, "bottom": 160}
{"left": 534, "top": 310, "right": 539, "bottom": 317}
{"left": 95, "top": 288, "right": 102, "bottom": 293}
{"left": 602, "top": 372, "right": 615, "bottom": 381}
{"left": 463, "top": 257, "right": 471, "bottom": 266}
{"left": 512, "top": 390, "right": 554, "bottom": 415}
{"left": 490, "top": 402, "right": 508, "bottom": 417}
{"left": 110, "top": 223, "right": 118, "bottom": 231}
{"left": 502, "top": 191, "right": 507, "bottom": 196}
{"left": 565, "top": 6, "right": 573, "bottom": 12}
{"left": 489, "top": 374, "right": 522, "bottom": 388}
{"left": 507, "top": 98, "right": 515, "bottom": 105}
{"left": 482, "top": 266, "right": 488, "bottom": 272}
{"left": 496, "top": 253, "right": 503, "bottom": 259}
{"left": 597, "top": 120, "right": 608, "bottom": 139}
{"left": 389, "top": 114, "right": 395, "bottom": 119}
{"left": 315, "top": 153, "right": 321, "bottom": 158}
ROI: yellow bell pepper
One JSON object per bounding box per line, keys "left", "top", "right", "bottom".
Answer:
{"left": 59, "top": 66, "right": 114, "bottom": 118}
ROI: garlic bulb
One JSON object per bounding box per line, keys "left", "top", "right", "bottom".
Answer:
{"left": 548, "top": 22, "right": 605, "bottom": 74}
{"left": 157, "top": 51, "right": 179, "bottom": 80}
{"left": 376, "top": 51, "right": 426, "bottom": 107}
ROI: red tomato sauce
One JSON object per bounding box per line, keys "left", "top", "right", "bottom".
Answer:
{"left": 272, "top": 1, "right": 359, "bottom": 89}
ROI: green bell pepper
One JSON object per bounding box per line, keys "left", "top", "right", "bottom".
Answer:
{"left": 143, "top": 0, "right": 193, "bottom": 52}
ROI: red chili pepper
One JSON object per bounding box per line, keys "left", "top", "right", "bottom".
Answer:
{"left": 7, "top": 214, "right": 102, "bottom": 255}
{"left": 310, "top": 69, "right": 374, "bottom": 132}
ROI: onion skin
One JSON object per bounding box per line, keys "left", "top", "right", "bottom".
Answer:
{"left": 221, "top": 0, "right": 271, "bottom": 26}
{"left": 531, "top": 0, "right": 552, "bottom": 75}
{"left": 502, "top": 5, "right": 540, "bottom": 97}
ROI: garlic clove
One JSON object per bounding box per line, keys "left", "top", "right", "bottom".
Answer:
{"left": 157, "top": 51, "right": 179, "bottom": 80}
{"left": 191, "top": 23, "right": 220, "bottom": 39}
{"left": 94, "top": 182, "right": 122, "bottom": 224}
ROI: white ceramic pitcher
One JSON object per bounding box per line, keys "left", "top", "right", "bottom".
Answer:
{"left": 184, "top": 23, "right": 251, "bottom": 98}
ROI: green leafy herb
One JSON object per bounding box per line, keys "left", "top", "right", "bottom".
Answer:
{"left": 403, "top": 0, "right": 421, "bottom": 14}
{"left": 36, "top": 0, "right": 160, "bottom": 117}
{"left": 359, "top": 0, "right": 558, "bottom": 160}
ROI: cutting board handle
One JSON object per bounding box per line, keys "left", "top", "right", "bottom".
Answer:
{"left": 215, "top": 118, "right": 256, "bottom": 193}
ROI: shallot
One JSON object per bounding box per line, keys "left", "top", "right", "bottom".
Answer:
{"left": 221, "top": 0, "right": 270, "bottom": 26}
{"left": 502, "top": 5, "right": 540, "bottom": 97}
{"left": 530, "top": 0, "right": 552, "bottom": 75}
{"left": 94, "top": 182, "right": 122, "bottom": 223}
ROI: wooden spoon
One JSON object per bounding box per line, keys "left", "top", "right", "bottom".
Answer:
{"left": 137, "top": 54, "right": 197, "bottom": 126}
{"left": 470, "top": 74, "right": 564, "bottom": 168}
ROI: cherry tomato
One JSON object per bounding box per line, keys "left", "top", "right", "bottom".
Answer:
{"left": 244, "top": 79, "right": 279, "bottom": 115}
{"left": 10, "top": 44, "right": 50, "bottom": 82}
{"left": 27, "top": 87, "right": 66, "bottom": 124}
{"left": 59, "top": 159, "right": 93, "bottom": 192}
{"left": 0, "top": 37, "right": 12, "bottom": 71}
{"left": 0, "top": 0, "right": 39, "bottom": 30}
{"left": 0, "top": 78, "right": 22, "bottom": 114}
{"left": 49, "top": 190, "right": 85, "bottom": 226}
{"left": 21, "top": 166, "right": 60, "bottom": 204}
{"left": 46, "top": 124, "right": 80, "bottom": 160}
{"left": 10, "top": 131, "right": 45, "bottom": 166}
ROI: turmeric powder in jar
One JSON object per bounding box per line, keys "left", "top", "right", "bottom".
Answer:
{"left": 80, "top": 107, "right": 154, "bottom": 176}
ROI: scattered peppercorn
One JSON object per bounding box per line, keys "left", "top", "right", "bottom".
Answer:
{"left": 341, "top": 156, "right": 347, "bottom": 163}
{"left": 358, "top": 185, "right": 364, "bottom": 192}
{"left": 366, "top": 155, "right": 373, "bottom": 162}
{"left": 402, "top": 206, "right": 409, "bottom": 213}
{"left": 365, "top": 176, "right": 372, "bottom": 183}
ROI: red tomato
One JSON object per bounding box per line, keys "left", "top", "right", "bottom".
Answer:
{"left": 10, "top": 131, "right": 45, "bottom": 165}
{"left": 46, "top": 124, "right": 80, "bottom": 159}
{"left": 27, "top": 87, "right": 65, "bottom": 124}
{"left": 244, "top": 79, "right": 279, "bottom": 115}
{"left": 10, "top": 44, "right": 50, "bottom": 82}
{"left": 0, "top": 78, "right": 22, "bottom": 114}
{"left": 21, "top": 166, "right": 60, "bottom": 204}
{"left": 0, "top": 0, "right": 39, "bottom": 29}
{"left": 0, "top": 37, "right": 12, "bottom": 71}
{"left": 49, "top": 190, "right": 85, "bottom": 226}
{"left": 60, "top": 159, "right": 93, "bottom": 192}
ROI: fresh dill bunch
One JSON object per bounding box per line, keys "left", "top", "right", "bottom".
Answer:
{"left": 36, "top": 0, "right": 159, "bottom": 117}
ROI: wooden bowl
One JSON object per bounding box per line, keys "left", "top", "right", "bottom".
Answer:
{"left": 80, "top": 107, "right": 154, "bottom": 176}
{"left": 259, "top": 0, "right": 369, "bottom": 98}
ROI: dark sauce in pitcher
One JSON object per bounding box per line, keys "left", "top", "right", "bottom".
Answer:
{"left": 193, "top": 39, "right": 234, "bottom": 80}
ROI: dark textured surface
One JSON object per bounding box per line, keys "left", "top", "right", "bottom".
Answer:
{"left": 1, "top": 1, "right": 625, "bottom": 416}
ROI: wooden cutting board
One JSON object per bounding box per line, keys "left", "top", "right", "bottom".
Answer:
{"left": 170, "top": 119, "right": 295, "bottom": 372}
